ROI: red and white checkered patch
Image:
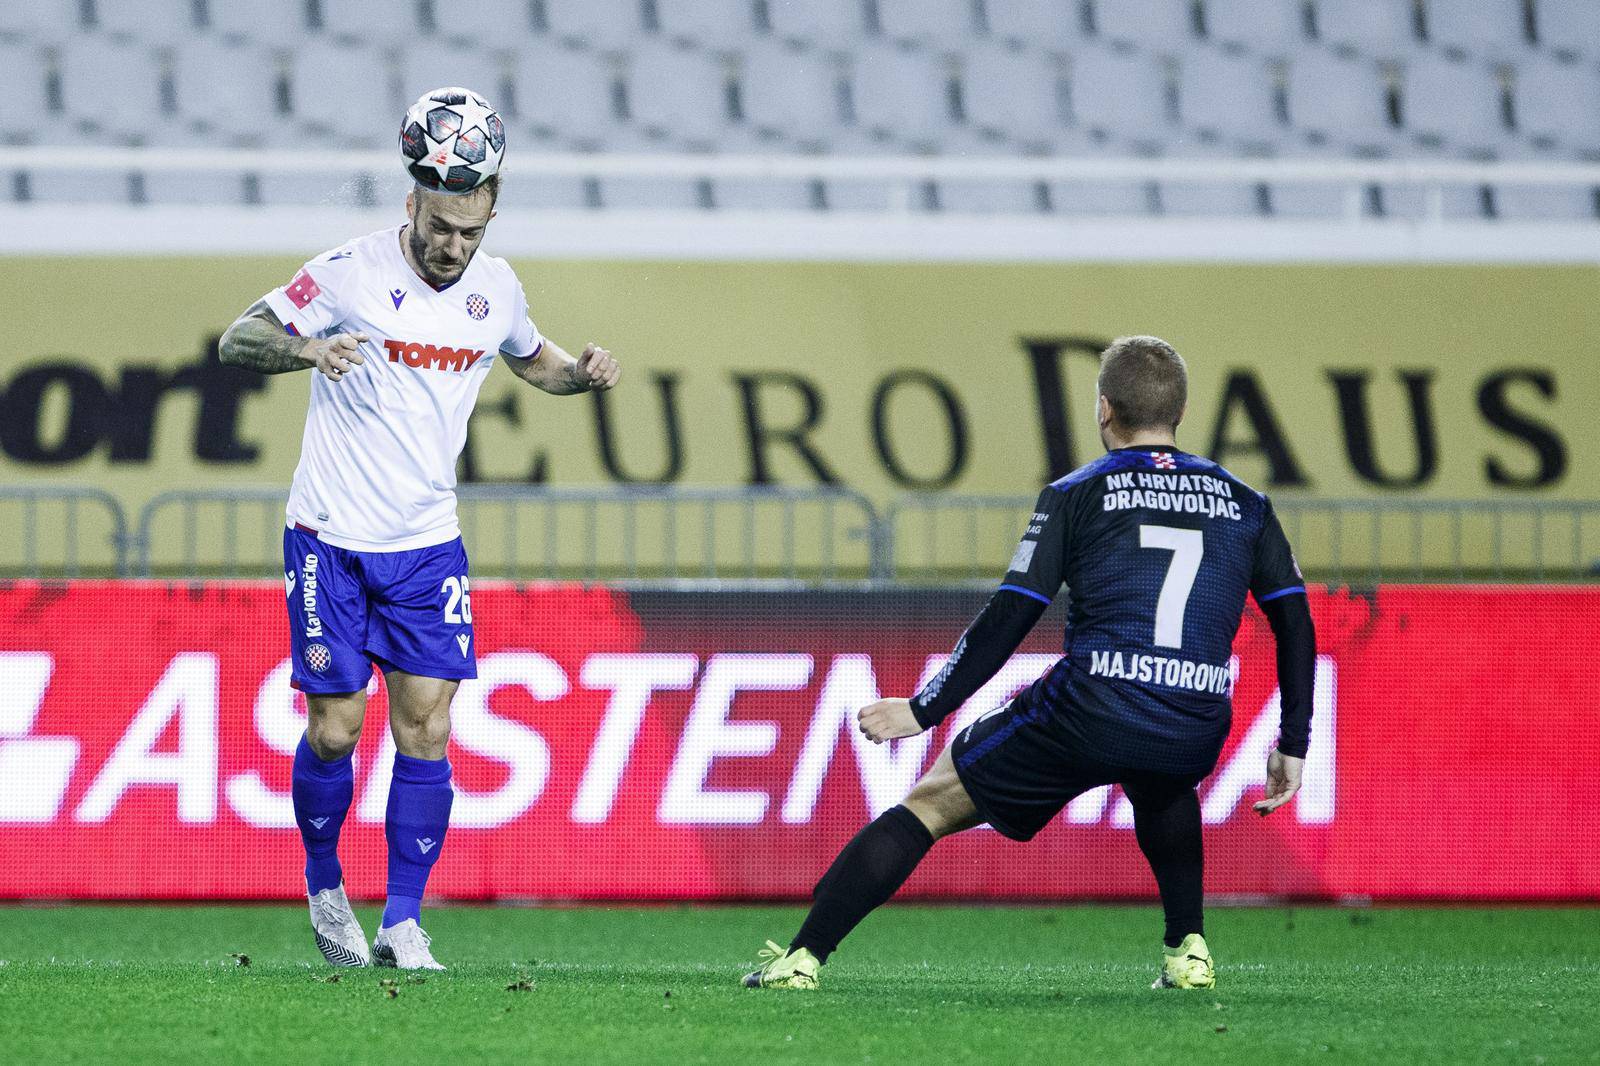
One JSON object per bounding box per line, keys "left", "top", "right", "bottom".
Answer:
{"left": 1151, "top": 452, "right": 1176, "bottom": 469}
{"left": 304, "top": 643, "right": 331, "bottom": 673}
{"left": 285, "top": 269, "right": 322, "bottom": 310}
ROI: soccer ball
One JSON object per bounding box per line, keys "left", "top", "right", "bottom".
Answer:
{"left": 399, "top": 87, "right": 507, "bottom": 195}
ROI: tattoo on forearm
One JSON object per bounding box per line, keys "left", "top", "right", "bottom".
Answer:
{"left": 218, "top": 299, "right": 311, "bottom": 374}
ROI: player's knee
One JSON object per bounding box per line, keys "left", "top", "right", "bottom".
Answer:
{"left": 306, "top": 715, "right": 362, "bottom": 760}
{"left": 390, "top": 702, "right": 452, "bottom": 755}
{"left": 902, "top": 787, "right": 976, "bottom": 840}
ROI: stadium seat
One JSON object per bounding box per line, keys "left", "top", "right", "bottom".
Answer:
{"left": 11, "top": 168, "right": 137, "bottom": 204}
{"left": 1423, "top": 0, "right": 1532, "bottom": 59}
{"left": 1512, "top": 55, "right": 1600, "bottom": 155}
{"left": 1284, "top": 49, "right": 1399, "bottom": 154}
{"left": 0, "top": 1, "right": 87, "bottom": 41}
{"left": 171, "top": 38, "right": 287, "bottom": 147}
{"left": 257, "top": 169, "right": 388, "bottom": 207}
{"left": 651, "top": 0, "right": 762, "bottom": 48}
{"left": 1372, "top": 181, "right": 1494, "bottom": 219}
{"left": 937, "top": 177, "right": 1052, "bottom": 214}
{"left": 1086, "top": 0, "right": 1200, "bottom": 52}
{"left": 1530, "top": 0, "right": 1600, "bottom": 60}
{"left": 0, "top": 39, "right": 53, "bottom": 142}
{"left": 625, "top": 41, "right": 736, "bottom": 150}
{"left": 397, "top": 44, "right": 514, "bottom": 118}
{"left": 1068, "top": 46, "right": 1175, "bottom": 151}
{"left": 981, "top": 0, "right": 1086, "bottom": 50}
{"left": 1178, "top": 48, "right": 1285, "bottom": 151}
{"left": 1160, "top": 176, "right": 1268, "bottom": 217}
{"left": 515, "top": 40, "right": 627, "bottom": 149}
{"left": 874, "top": 0, "right": 982, "bottom": 48}
{"left": 1257, "top": 154, "right": 1354, "bottom": 218}
{"left": 737, "top": 39, "right": 845, "bottom": 148}
{"left": 763, "top": 0, "right": 869, "bottom": 48}
{"left": 140, "top": 169, "right": 254, "bottom": 206}
{"left": 849, "top": 41, "right": 958, "bottom": 151}
{"left": 493, "top": 172, "right": 595, "bottom": 210}
{"left": 285, "top": 41, "right": 398, "bottom": 147}
{"left": 56, "top": 37, "right": 167, "bottom": 143}
{"left": 598, "top": 175, "right": 713, "bottom": 209}
{"left": 1400, "top": 53, "right": 1510, "bottom": 155}
{"left": 959, "top": 43, "right": 1068, "bottom": 151}
{"left": 94, "top": 1, "right": 199, "bottom": 40}
{"left": 1313, "top": 0, "right": 1421, "bottom": 58}
{"left": 430, "top": 0, "right": 542, "bottom": 42}
{"left": 540, "top": 0, "right": 648, "bottom": 50}
{"left": 206, "top": 0, "right": 311, "bottom": 42}
{"left": 713, "top": 176, "right": 825, "bottom": 210}
{"left": 1492, "top": 183, "right": 1600, "bottom": 220}
{"left": 1202, "top": 0, "right": 1309, "bottom": 53}
{"left": 314, "top": 0, "right": 425, "bottom": 43}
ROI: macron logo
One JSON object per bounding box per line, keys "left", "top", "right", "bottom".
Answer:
{"left": 308, "top": 817, "right": 329, "bottom": 829}
{"left": 456, "top": 633, "right": 471, "bottom": 658}
{"left": 390, "top": 288, "right": 406, "bottom": 310}
{"left": 382, "top": 338, "right": 485, "bottom": 373}
{"left": 416, "top": 837, "right": 437, "bottom": 854}
{"left": 285, "top": 571, "right": 295, "bottom": 598}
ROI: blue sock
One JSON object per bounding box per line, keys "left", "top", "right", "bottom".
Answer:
{"left": 292, "top": 735, "right": 353, "bottom": 895}
{"left": 382, "top": 752, "right": 453, "bottom": 928}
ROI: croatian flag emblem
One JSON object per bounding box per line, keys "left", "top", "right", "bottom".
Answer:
{"left": 465, "top": 293, "right": 490, "bottom": 320}
{"left": 1151, "top": 452, "right": 1176, "bottom": 469}
{"left": 286, "top": 269, "right": 322, "bottom": 310}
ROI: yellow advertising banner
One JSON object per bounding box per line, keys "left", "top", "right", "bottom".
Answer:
{"left": 2, "top": 255, "right": 1597, "bottom": 572}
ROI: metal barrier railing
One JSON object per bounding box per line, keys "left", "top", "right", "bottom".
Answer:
{"left": 0, "top": 487, "right": 129, "bottom": 578}
{"left": 885, "top": 494, "right": 1600, "bottom": 584}
{"left": 5, "top": 484, "right": 1596, "bottom": 584}
{"left": 131, "top": 485, "right": 885, "bottom": 582}
{"left": 1274, "top": 498, "right": 1600, "bottom": 583}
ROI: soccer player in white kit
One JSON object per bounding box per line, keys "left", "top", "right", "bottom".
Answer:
{"left": 220, "top": 132, "right": 619, "bottom": 969}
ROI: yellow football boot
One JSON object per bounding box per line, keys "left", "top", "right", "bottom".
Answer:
{"left": 1152, "top": 933, "right": 1216, "bottom": 989}
{"left": 742, "top": 940, "right": 820, "bottom": 990}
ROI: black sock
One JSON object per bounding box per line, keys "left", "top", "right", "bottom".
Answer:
{"left": 791, "top": 805, "right": 935, "bottom": 963}
{"left": 1130, "top": 786, "right": 1205, "bottom": 949}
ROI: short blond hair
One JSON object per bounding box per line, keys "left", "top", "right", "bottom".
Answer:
{"left": 1098, "top": 336, "right": 1187, "bottom": 431}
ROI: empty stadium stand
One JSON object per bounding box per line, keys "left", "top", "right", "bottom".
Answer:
{"left": 0, "top": 0, "right": 1596, "bottom": 218}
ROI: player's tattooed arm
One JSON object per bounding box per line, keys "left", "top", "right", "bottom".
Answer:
{"left": 502, "top": 339, "right": 621, "bottom": 394}
{"left": 219, "top": 300, "right": 368, "bottom": 381}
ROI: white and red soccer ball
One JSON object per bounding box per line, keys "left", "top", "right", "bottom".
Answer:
{"left": 399, "top": 87, "right": 506, "bottom": 195}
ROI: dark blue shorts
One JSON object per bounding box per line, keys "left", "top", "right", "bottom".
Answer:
{"left": 950, "top": 695, "right": 1206, "bottom": 842}
{"left": 283, "top": 526, "right": 476, "bottom": 694}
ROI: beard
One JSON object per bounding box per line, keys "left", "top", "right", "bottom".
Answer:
{"left": 407, "top": 223, "right": 466, "bottom": 287}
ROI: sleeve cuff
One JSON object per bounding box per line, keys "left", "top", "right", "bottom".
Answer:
{"left": 1276, "top": 737, "right": 1309, "bottom": 759}
{"left": 261, "top": 289, "right": 303, "bottom": 336}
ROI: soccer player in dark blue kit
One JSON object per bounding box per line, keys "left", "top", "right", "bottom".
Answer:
{"left": 745, "top": 336, "right": 1316, "bottom": 991}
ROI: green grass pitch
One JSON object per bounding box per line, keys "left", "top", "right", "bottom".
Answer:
{"left": 0, "top": 904, "right": 1591, "bottom": 1064}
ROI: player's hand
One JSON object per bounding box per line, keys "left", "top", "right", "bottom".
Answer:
{"left": 1253, "top": 749, "right": 1304, "bottom": 816}
{"left": 857, "top": 699, "right": 924, "bottom": 744}
{"left": 302, "top": 332, "right": 369, "bottom": 382}
{"left": 573, "top": 343, "right": 620, "bottom": 391}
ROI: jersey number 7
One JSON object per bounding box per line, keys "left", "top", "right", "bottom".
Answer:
{"left": 1139, "top": 525, "right": 1203, "bottom": 650}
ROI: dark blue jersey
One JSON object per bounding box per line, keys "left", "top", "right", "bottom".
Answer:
{"left": 1001, "top": 446, "right": 1305, "bottom": 774}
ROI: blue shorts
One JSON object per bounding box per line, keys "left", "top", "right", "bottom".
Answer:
{"left": 283, "top": 526, "right": 477, "bottom": 694}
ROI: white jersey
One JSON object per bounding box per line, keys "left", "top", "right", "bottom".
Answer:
{"left": 261, "top": 225, "right": 543, "bottom": 552}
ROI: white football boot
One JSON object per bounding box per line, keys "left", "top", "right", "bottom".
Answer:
{"left": 308, "top": 883, "right": 371, "bottom": 967}
{"left": 372, "top": 919, "right": 446, "bottom": 971}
